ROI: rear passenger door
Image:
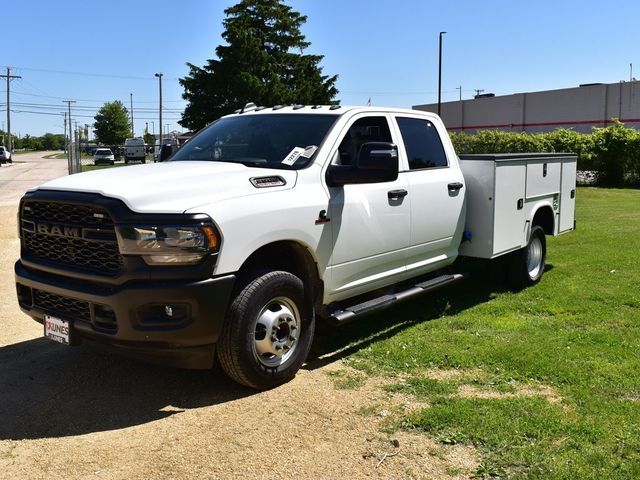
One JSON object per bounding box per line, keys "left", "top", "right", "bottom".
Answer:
{"left": 392, "top": 115, "right": 465, "bottom": 275}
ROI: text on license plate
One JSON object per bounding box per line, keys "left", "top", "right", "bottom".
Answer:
{"left": 44, "top": 315, "right": 70, "bottom": 345}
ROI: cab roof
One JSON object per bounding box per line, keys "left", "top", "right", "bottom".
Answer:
{"left": 223, "top": 103, "right": 437, "bottom": 120}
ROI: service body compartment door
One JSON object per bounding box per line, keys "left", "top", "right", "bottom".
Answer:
{"left": 559, "top": 158, "right": 577, "bottom": 232}
{"left": 526, "top": 159, "right": 562, "bottom": 198}
{"left": 493, "top": 162, "right": 527, "bottom": 254}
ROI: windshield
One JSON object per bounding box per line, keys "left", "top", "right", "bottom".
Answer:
{"left": 170, "top": 114, "right": 337, "bottom": 169}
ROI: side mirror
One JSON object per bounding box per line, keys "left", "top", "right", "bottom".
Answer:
{"left": 356, "top": 142, "right": 398, "bottom": 171}
{"left": 327, "top": 142, "right": 398, "bottom": 187}
{"left": 159, "top": 144, "right": 173, "bottom": 162}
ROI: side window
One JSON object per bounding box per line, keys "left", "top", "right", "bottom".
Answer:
{"left": 337, "top": 116, "right": 392, "bottom": 165}
{"left": 396, "top": 117, "right": 448, "bottom": 170}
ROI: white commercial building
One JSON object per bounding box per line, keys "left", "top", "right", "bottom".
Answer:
{"left": 413, "top": 81, "right": 640, "bottom": 134}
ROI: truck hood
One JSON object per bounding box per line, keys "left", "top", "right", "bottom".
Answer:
{"left": 34, "top": 161, "right": 297, "bottom": 213}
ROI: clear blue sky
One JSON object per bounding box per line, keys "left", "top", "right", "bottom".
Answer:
{"left": 3, "top": 0, "right": 640, "bottom": 137}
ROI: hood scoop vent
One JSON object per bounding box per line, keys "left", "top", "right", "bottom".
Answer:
{"left": 250, "top": 176, "right": 287, "bottom": 188}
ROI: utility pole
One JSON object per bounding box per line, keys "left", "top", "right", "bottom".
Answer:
{"left": 437, "top": 31, "right": 446, "bottom": 116}
{"left": 474, "top": 89, "right": 485, "bottom": 98}
{"left": 62, "top": 112, "right": 68, "bottom": 154}
{"left": 63, "top": 100, "right": 76, "bottom": 174}
{"left": 1, "top": 67, "right": 22, "bottom": 152}
{"left": 130, "top": 92, "right": 134, "bottom": 137}
{"left": 456, "top": 86, "right": 462, "bottom": 101}
{"left": 155, "top": 73, "right": 163, "bottom": 151}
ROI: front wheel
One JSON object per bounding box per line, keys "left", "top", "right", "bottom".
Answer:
{"left": 508, "top": 225, "right": 547, "bottom": 287}
{"left": 218, "top": 270, "right": 315, "bottom": 390}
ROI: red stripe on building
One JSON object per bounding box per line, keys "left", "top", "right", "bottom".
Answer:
{"left": 448, "top": 118, "right": 640, "bottom": 131}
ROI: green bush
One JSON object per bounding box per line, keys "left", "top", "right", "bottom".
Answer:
{"left": 449, "top": 122, "right": 640, "bottom": 187}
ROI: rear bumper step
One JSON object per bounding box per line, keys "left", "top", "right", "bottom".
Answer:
{"left": 328, "top": 273, "right": 466, "bottom": 324}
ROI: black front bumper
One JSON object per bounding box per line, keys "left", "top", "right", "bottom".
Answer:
{"left": 15, "top": 260, "right": 236, "bottom": 369}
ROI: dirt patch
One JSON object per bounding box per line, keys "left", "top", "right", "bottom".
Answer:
{"left": 0, "top": 360, "right": 480, "bottom": 480}
{"left": 423, "top": 368, "right": 484, "bottom": 381}
{"left": 457, "top": 384, "right": 562, "bottom": 404}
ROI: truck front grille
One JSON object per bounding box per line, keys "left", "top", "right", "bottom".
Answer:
{"left": 33, "top": 289, "right": 91, "bottom": 323}
{"left": 20, "top": 200, "right": 124, "bottom": 276}
{"left": 29, "top": 288, "right": 118, "bottom": 334}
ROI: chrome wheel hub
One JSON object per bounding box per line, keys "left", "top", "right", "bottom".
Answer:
{"left": 527, "top": 236, "right": 543, "bottom": 278}
{"left": 253, "top": 296, "right": 300, "bottom": 367}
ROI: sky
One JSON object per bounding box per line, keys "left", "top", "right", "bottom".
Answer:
{"left": 3, "top": 0, "right": 640, "bottom": 137}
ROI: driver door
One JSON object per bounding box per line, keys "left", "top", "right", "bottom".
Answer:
{"left": 325, "top": 114, "right": 411, "bottom": 301}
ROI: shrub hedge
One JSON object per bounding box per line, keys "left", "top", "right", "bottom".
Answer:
{"left": 449, "top": 120, "right": 640, "bottom": 186}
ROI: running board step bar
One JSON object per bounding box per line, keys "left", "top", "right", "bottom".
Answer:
{"left": 328, "top": 273, "right": 466, "bottom": 324}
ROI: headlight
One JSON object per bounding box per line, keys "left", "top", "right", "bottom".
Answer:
{"left": 116, "top": 223, "right": 220, "bottom": 265}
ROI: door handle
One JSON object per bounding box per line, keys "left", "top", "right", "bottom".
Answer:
{"left": 448, "top": 182, "right": 464, "bottom": 191}
{"left": 388, "top": 189, "right": 408, "bottom": 200}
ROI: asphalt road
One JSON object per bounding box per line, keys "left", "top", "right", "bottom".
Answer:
{"left": 0, "top": 151, "right": 68, "bottom": 206}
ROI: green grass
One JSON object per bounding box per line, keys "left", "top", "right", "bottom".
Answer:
{"left": 325, "top": 369, "right": 367, "bottom": 390}
{"left": 335, "top": 188, "right": 640, "bottom": 478}
{"left": 80, "top": 163, "right": 127, "bottom": 172}
{"left": 43, "top": 152, "right": 67, "bottom": 159}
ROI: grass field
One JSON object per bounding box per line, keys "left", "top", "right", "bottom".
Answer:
{"left": 327, "top": 188, "right": 640, "bottom": 478}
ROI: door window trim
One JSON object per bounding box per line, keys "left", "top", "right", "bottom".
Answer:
{"left": 391, "top": 114, "right": 451, "bottom": 173}
{"left": 326, "top": 112, "right": 409, "bottom": 172}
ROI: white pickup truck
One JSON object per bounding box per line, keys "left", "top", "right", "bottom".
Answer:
{"left": 15, "top": 105, "right": 576, "bottom": 389}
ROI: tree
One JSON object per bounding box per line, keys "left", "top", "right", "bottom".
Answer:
{"left": 41, "top": 133, "right": 64, "bottom": 150}
{"left": 179, "top": 0, "right": 338, "bottom": 130}
{"left": 93, "top": 101, "right": 131, "bottom": 145}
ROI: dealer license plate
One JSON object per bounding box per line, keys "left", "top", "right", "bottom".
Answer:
{"left": 44, "top": 315, "right": 70, "bottom": 345}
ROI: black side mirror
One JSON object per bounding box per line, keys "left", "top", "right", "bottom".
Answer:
{"left": 159, "top": 144, "right": 173, "bottom": 162}
{"left": 327, "top": 142, "right": 398, "bottom": 187}
{"left": 356, "top": 142, "right": 398, "bottom": 170}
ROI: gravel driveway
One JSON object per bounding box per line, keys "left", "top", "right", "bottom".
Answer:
{"left": 0, "top": 153, "right": 476, "bottom": 479}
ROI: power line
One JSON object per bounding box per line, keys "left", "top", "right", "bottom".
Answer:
{"left": 6, "top": 90, "right": 187, "bottom": 103}
{"left": 8, "top": 109, "right": 182, "bottom": 121}
{"left": 11, "top": 66, "right": 180, "bottom": 82}
{"left": 4, "top": 101, "right": 183, "bottom": 113}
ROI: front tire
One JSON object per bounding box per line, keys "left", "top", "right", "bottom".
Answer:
{"left": 508, "top": 225, "right": 547, "bottom": 287}
{"left": 218, "top": 270, "right": 315, "bottom": 390}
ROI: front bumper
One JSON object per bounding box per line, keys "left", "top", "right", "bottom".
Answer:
{"left": 15, "top": 260, "right": 236, "bottom": 369}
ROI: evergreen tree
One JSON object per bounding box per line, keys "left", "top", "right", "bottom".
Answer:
{"left": 93, "top": 101, "right": 131, "bottom": 145}
{"left": 179, "top": 0, "right": 338, "bottom": 130}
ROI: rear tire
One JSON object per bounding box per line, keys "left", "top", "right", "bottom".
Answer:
{"left": 508, "top": 225, "right": 546, "bottom": 287}
{"left": 218, "top": 270, "right": 314, "bottom": 390}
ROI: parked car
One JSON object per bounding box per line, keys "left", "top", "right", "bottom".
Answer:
{"left": 15, "top": 105, "right": 576, "bottom": 390}
{"left": 93, "top": 148, "right": 115, "bottom": 165}
{"left": 0, "top": 146, "right": 12, "bottom": 164}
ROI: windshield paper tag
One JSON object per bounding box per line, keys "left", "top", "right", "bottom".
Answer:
{"left": 282, "top": 147, "right": 306, "bottom": 165}
{"left": 301, "top": 145, "right": 318, "bottom": 158}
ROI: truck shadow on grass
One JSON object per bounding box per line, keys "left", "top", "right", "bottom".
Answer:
{"left": 306, "top": 262, "right": 554, "bottom": 369}
{"left": 0, "top": 262, "right": 551, "bottom": 441}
